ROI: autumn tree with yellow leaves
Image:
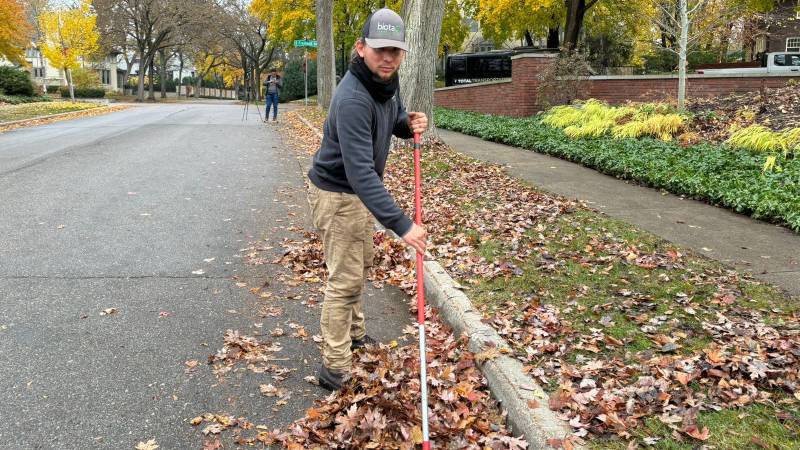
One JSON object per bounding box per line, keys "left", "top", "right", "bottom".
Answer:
{"left": 0, "top": 0, "right": 33, "bottom": 66}
{"left": 38, "top": 0, "right": 99, "bottom": 101}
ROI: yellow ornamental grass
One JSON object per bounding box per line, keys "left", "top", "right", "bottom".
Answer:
{"left": 782, "top": 128, "right": 800, "bottom": 156}
{"left": 581, "top": 99, "right": 612, "bottom": 118}
{"left": 727, "top": 125, "right": 787, "bottom": 154}
{"left": 763, "top": 154, "right": 779, "bottom": 173}
{"left": 563, "top": 117, "right": 616, "bottom": 138}
{"left": 643, "top": 114, "right": 684, "bottom": 141}
{"left": 611, "top": 120, "right": 646, "bottom": 139}
{"left": 544, "top": 99, "right": 684, "bottom": 141}
{"left": 542, "top": 105, "right": 583, "bottom": 128}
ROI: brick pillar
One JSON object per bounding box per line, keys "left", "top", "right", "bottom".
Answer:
{"left": 510, "top": 53, "right": 558, "bottom": 116}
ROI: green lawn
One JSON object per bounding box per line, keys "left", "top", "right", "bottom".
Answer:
{"left": 0, "top": 101, "right": 99, "bottom": 123}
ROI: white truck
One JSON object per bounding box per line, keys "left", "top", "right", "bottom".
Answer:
{"left": 696, "top": 52, "right": 800, "bottom": 75}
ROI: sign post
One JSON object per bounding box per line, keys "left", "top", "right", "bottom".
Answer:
{"left": 293, "top": 40, "right": 318, "bottom": 106}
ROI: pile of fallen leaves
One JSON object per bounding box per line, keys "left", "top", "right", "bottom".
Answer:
{"left": 270, "top": 313, "right": 527, "bottom": 449}
{"left": 208, "top": 330, "right": 290, "bottom": 379}
{"left": 687, "top": 83, "right": 800, "bottom": 142}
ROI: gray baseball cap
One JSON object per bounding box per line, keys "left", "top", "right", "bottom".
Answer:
{"left": 361, "top": 8, "right": 408, "bottom": 51}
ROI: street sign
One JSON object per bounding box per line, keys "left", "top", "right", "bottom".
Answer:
{"left": 294, "top": 39, "right": 318, "bottom": 48}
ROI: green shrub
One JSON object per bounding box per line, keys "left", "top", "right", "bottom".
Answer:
{"left": 59, "top": 87, "right": 106, "bottom": 98}
{"left": 0, "top": 66, "right": 35, "bottom": 96}
{"left": 280, "top": 59, "right": 317, "bottom": 102}
{"left": 435, "top": 107, "right": 800, "bottom": 232}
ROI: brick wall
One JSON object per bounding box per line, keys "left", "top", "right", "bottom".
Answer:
{"left": 434, "top": 54, "right": 558, "bottom": 117}
{"left": 434, "top": 54, "right": 800, "bottom": 117}
{"left": 582, "top": 76, "right": 798, "bottom": 104}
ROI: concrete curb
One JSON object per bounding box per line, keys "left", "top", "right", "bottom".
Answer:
{"left": 291, "top": 111, "right": 578, "bottom": 449}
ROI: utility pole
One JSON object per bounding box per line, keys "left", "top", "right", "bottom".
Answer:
{"left": 304, "top": 48, "right": 308, "bottom": 106}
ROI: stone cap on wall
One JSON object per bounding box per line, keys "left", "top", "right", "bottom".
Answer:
{"left": 435, "top": 79, "right": 512, "bottom": 91}
{"left": 511, "top": 53, "right": 559, "bottom": 60}
{"left": 588, "top": 73, "right": 800, "bottom": 80}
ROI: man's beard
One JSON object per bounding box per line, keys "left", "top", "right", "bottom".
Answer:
{"left": 374, "top": 71, "right": 395, "bottom": 82}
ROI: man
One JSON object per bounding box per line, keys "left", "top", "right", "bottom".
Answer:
{"left": 263, "top": 69, "right": 282, "bottom": 122}
{"left": 307, "top": 7, "right": 428, "bottom": 391}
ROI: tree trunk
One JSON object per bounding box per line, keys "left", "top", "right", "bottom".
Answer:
{"left": 399, "top": 0, "right": 446, "bottom": 137}
{"left": 340, "top": 42, "right": 346, "bottom": 79}
{"left": 718, "top": 23, "right": 733, "bottom": 63}
{"left": 255, "top": 68, "right": 263, "bottom": 101}
{"left": 66, "top": 68, "right": 75, "bottom": 101}
{"left": 563, "top": 0, "right": 587, "bottom": 52}
{"left": 122, "top": 52, "right": 134, "bottom": 96}
{"left": 136, "top": 47, "right": 147, "bottom": 102}
{"left": 524, "top": 30, "right": 534, "bottom": 47}
{"left": 195, "top": 76, "right": 201, "bottom": 98}
{"left": 677, "top": 0, "right": 689, "bottom": 111}
{"left": 315, "top": 0, "right": 336, "bottom": 109}
{"left": 159, "top": 49, "right": 167, "bottom": 99}
{"left": 148, "top": 58, "right": 156, "bottom": 101}
{"left": 177, "top": 52, "right": 184, "bottom": 97}
{"left": 547, "top": 27, "right": 560, "bottom": 49}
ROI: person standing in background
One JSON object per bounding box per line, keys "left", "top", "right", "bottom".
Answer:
{"left": 263, "top": 69, "right": 282, "bottom": 122}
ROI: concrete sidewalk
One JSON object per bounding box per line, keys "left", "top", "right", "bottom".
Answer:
{"left": 439, "top": 129, "right": 800, "bottom": 298}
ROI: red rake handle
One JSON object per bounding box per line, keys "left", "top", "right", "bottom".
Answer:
{"left": 413, "top": 132, "right": 431, "bottom": 450}
{"left": 413, "top": 133, "right": 425, "bottom": 325}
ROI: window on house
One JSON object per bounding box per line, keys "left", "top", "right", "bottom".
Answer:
{"left": 33, "top": 67, "right": 45, "bottom": 78}
{"left": 787, "top": 37, "right": 800, "bottom": 52}
{"left": 101, "top": 69, "right": 111, "bottom": 84}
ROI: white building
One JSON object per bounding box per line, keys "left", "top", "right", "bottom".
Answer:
{"left": 1, "top": 45, "right": 124, "bottom": 94}
{"left": 27, "top": 47, "right": 122, "bottom": 93}
{"left": 4, "top": 47, "right": 198, "bottom": 95}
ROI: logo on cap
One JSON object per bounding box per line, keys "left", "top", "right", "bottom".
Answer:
{"left": 376, "top": 22, "right": 397, "bottom": 33}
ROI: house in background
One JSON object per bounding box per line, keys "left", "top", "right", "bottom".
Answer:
{"left": 460, "top": 18, "right": 530, "bottom": 54}
{"left": 747, "top": 0, "right": 800, "bottom": 58}
{"left": 0, "top": 44, "right": 124, "bottom": 94}
{"left": 767, "top": 0, "right": 800, "bottom": 52}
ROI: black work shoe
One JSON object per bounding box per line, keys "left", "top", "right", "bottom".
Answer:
{"left": 351, "top": 335, "right": 377, "bottom": 350}
{"left": 318, "top": 365, "right": 344, "bottom": 391}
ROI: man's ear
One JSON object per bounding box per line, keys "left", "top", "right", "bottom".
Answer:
{"left": 356, "top": 39, "right": 366, "bottom": 58}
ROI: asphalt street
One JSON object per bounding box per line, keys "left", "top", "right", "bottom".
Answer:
{"left": 0, "top": 103, "right": 412, "bottom": 449}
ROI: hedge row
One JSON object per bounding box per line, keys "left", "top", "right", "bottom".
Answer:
{"left": 59, "top": 87, "right": 106, "bottom": 98}
{"left": 434, "top": 107, "right": 800, "bottom": 232}
{"left": 0, "top": 93, "right": 52, "bottom": 104}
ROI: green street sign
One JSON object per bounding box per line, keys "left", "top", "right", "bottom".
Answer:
{"left": 294, "top": 39, "right": 318, "bottom": 48}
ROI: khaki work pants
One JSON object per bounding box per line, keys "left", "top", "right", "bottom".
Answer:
{"left": 307, "top": 181, "right": 374, "bottom": 371}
